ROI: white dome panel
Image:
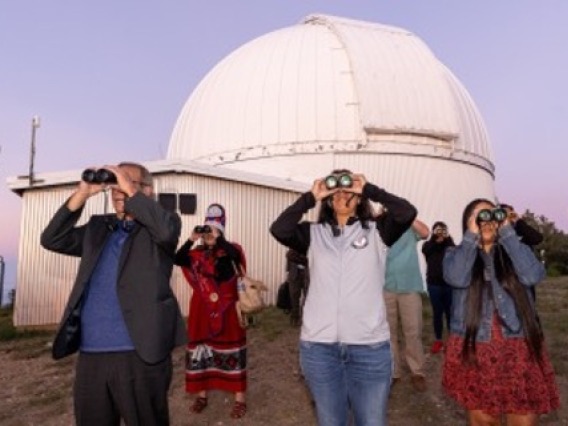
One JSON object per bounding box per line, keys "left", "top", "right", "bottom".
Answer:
{"left": 167, "top": 14, "right": 494, "bottom": 177}
{"left": 306, "top": 15, "right": 460, "bottom": 139}
{"left": 168, "top": 23, "right": 363, "bottom": 163}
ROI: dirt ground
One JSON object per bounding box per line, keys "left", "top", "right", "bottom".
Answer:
{"left": 1, "top": 304, "right": 566, "bottom": 426}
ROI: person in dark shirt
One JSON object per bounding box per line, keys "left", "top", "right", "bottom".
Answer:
{"left": 500, "top": 204, "right": 544, "bottom": 247}
{"left": 500, "top": 204, "right": 544, "bottom": 301}
{"left": 285, "top": 248, "right": 309, "bottom": 326}
{"left": 421, "top": 221, "right": 455, "bottom": 354}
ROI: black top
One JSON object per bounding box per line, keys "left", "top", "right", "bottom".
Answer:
{"left": 270, "top": 183, "right": 417, "bottom": 255}
{"left": 174, "top": 236, "right": 244, "bottom": 281}
{"left": 422, "top": 236, "right": 455, "bottom": 286}
{"left": 514, "top": 219, "right": 543, "bottom": 247}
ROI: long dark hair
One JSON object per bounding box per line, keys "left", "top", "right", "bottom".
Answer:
{"left": 317, "top": 169, "right": 374, "bottom": 229}
{"left": 460, "top": 199, "right": 543, "bottom": 363}
{"left": 197, "top": 229, "right": 244, "bottom": 279}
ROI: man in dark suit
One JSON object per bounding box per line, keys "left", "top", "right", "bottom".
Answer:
{"left": 41, "top": 162, "right": 186, "bottom": 426}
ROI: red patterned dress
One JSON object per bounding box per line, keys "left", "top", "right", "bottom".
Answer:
{"left": 443, "top": 315, "right": 560, "bottom": 416}
{"left": 177, "top": 241, "right": 247, "bottom": 394}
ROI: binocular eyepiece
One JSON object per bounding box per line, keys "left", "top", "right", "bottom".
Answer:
{"left": 476, "top": 208, "right": 508, "bottom": 225}
{"left": 324, "top": 173, "right": 353, "bottom": 190}
{"left": 194, "top": 225, "right": 212, "bottom": 234}
{"left": 81, "top": 168, "right": 117, "bottom": 184}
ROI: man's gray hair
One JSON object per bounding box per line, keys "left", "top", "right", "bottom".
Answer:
{"left": 118, "top": 162, "right": 153, "bottom": 187}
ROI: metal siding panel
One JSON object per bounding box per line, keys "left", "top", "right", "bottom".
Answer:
{"left": 153, "top": 174, "right": 304, "bottom": 314}
{"left": 14, "top": 159, "right": 494, "bottom": 327}
{"left": 14, "top": 185, "right": 107, "bottom": 327}
{"left": 14, "top": 175, "right": 302, "bottom": 326}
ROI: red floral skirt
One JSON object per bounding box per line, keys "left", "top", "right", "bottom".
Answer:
{"left": 443, "top": 316, "right": 560, "bottom": 415}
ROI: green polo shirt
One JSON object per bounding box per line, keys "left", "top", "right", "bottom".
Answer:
{"left": 385, "top": 228, "right": 425, "bottom": 293}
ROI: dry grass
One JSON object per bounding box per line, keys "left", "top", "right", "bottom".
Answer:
{"left": 0, "top": 277, "right": 566, "bottom": 425}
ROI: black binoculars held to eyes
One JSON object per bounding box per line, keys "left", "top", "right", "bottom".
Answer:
{"left": 194, "top": 225, "right": 212, "bottom": 234}
{"left": 476, "top": 208, "right": 508, "bottom": 225}
{"left": 82, "top": 168, "right": 117, "bottom": 184}
{"left": 324, "top": 174, "right": 353, "bottom": 190}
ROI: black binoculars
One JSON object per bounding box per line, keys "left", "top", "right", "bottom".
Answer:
{"left": 82, "top": 168, "right": 117, "bottom": 184}
{"left": 324, "top": 174, "right": 353, "bottom": 190}
{"left": 194, "top": 225, "right": 212, "bottom": 234}
{"left": 476, "top": 208, "right": 507, "bottom": 225}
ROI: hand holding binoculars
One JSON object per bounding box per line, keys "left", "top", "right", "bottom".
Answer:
{"left": 81, "top": 168, "right": 117, "bottom": 184}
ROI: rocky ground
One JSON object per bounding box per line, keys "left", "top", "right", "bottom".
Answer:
{"left": 1, "top": 279, "right": 567, "bottom": 425}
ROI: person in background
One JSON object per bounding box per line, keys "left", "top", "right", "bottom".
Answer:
{"left": 41, "top": 162, "right": 186, "bottom": 426}
{"left": 286, "top": 248, "right": 310, "bottom": 326}
{"left": 174, "top": 204, "right": 248, "bottom": 419}
{"left": 500, "top": 203, "right": 544, "bottom": 247}
{"left": 442, "top": 199, "right": 559, "bottom": 426}
{"left": 501, "top": 203, "right": 544, "bottom": 301}
{"left": 270, "top": 169, "right": 416, "bottom": 426}
{"left": 384, "top": 219, "right": 429, "bottom": 392}
{"left": 421, "top": 221, "right": 455, "bottom": 354}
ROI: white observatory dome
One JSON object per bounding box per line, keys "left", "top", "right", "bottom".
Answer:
{"left": 167, "top": 14, "right": 496, "bottom": 235}
{"left": 168, "top": 14, "right": 493, "bottom": 179}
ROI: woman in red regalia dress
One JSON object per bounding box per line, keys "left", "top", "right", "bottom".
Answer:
{"left": 174, "top": 203, "right": 248, "bottom": 419}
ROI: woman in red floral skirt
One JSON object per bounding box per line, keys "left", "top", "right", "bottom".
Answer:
{"left": 174, "top": 203, "right": 248, "bottom": 419}
{"left": 442, "top": 199, "right": 559, "bottom": 426}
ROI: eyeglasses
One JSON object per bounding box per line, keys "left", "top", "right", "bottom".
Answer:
{"left": 476, "top": 208, "right": 507, "bottom": 225}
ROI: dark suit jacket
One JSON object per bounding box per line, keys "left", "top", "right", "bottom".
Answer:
{"left": 41, "top": 192, "right": 187, "bottom": 364}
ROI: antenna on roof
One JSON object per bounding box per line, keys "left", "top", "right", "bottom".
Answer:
{"left": 29, "top": 116, "right": 41, "bottom": 187}
{"left": 19, "top": 116, "right": 43, "bottom": 187}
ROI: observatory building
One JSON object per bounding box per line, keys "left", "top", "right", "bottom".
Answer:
{"left": 8, "top": 14, "right": 494, "bottom": 327}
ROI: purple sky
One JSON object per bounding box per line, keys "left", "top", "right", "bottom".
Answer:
{"left": 1, "top": 1, "right": 567, "bottom": 301}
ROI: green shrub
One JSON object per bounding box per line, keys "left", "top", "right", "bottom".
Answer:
{"left": 0, "top": 307, "right": 51, "bottom": 341}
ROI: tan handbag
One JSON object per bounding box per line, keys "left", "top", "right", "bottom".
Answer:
{"left": 237, "top": 275, "right": 268, "bottom": 314}
{"left": 233, "top": 263, "right": 268, "bottom": 317}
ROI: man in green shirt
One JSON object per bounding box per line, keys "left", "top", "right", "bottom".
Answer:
{"left": 384, "top": 219, "right": 429, "bottom": 392}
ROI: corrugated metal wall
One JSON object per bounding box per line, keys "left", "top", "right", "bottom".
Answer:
{"left": 13, "top": 158, "right": 494, "bottom": 328}
{"left": 14, "top": 175, "right": 303, "bottom": 327}
{"left": 15, "top": 185, "right": 110, "bottom": 326}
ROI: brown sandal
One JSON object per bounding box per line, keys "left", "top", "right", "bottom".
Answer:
{"left": 190, "top": 397, "right": 208, "bottom": 414}
{"left": 230, "top": 401, "right": 247, "bottom": 419}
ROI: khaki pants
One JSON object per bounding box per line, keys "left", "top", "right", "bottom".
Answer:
{"left": 384, "top": 291, "right": 425, "bottom": 378}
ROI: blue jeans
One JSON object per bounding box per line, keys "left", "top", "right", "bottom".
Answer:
{"left": 300, "top": 340, "right": 392, "bottom": 426}
{"left": 427, "top": 284, "right": 452, "bottom": 340}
